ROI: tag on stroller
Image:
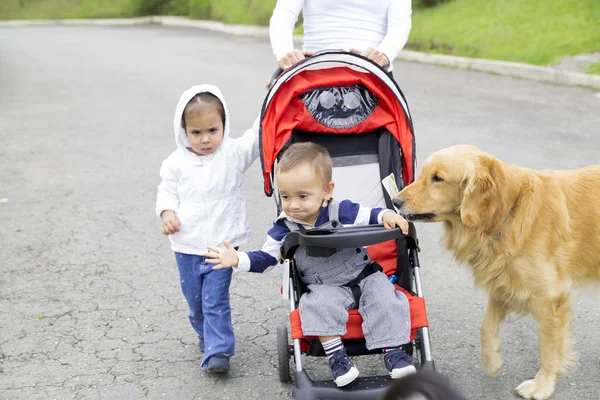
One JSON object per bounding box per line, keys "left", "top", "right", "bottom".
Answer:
{"left": 281, "top": 259, "right": 290, "bottom": 300}
{"left": 382, "top": 173, "right": 400, "bottom": 211}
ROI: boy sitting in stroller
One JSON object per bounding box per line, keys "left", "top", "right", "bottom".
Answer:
{"left": 205, "top": 142, "right": 416, "bottom": 387}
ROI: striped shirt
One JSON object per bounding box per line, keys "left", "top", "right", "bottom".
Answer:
{"left": 235, "top": 199, "right": 390, "bottom": 273}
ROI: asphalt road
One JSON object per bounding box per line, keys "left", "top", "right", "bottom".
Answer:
{"left": 0, "top": 25, "right": 599, "bottom": 400}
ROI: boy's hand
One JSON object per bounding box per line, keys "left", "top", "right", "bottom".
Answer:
{"left": 382, "top": 211, "right": 409, "bottom": 235}
{"left": 205, "top": 241, "right": 239, "bottom": 270}
{"left": 161, "top": 210, "right": 180, "bottom": 235}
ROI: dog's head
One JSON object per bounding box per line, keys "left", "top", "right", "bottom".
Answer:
{"left": 395, "top": 145, "right": 505, "bottom": 231}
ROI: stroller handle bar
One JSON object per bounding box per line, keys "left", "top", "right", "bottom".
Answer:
{"left": 281, "top": 224, "right": 405, "bottom": 260}
{"left": 268, "top": 49, "right": 382, "bottom": 89}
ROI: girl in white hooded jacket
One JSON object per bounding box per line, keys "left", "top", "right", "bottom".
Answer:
{"left": 156, "top": 84, "right": 259, "bottom": 373}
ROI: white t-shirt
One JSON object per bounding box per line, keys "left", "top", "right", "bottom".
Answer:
{"left": 269, "top": 0, "right": 412, "bottom": 68}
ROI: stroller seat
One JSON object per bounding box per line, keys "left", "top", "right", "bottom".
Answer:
{"left": 288, "top": 240, "right": 429, "bottom": 351}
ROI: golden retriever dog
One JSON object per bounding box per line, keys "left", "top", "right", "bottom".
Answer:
{"left": 393, "top": 145, "right": 600, "bottom": 400}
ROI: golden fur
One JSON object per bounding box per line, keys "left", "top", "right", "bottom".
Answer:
{"left": 395, "top": 145, "right": 600, "bottom": 400}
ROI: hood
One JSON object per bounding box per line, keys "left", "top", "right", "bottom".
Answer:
{"left": 173, "top": 84, "right": 231, "bottom": 152}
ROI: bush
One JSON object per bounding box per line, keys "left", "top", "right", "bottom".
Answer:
{"left": 415, "top": 0, "right": 453, "bottom": 8}
{"left": 128, "top": 0, "right": 188, "bottom": 16}
{"left": 188, "top": 0, "right": 212, "bottom": 19}
{"left": 189, "top": 0, "right": 275, "bottom": 25}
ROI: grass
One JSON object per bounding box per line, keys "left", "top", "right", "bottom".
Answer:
{"left": 408, "top": 0, "right": 600, "bottom": 66}
{"left": 0, "top": 0, "right": 277, "bottom": 21}
{"left": 0, "top": 0, "right": 136, "bottom": 19}
{"left": 586, "top": 62, "right": 600, "bottom": 75}
{"left": 2, "top": 0, "right": 598, "bottom": 70}
{"left": 192, "top": 0, "right": 275, "bottom": 26}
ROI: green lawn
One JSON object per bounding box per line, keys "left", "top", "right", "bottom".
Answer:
{"left": 408, "top": 0, "right": 600, "bottom": 66}
{"left": 2, "top": 0, "right": 598, "bottom": 69}
{"left": 0, "top": 0, "right": 135, "bottom": 19}
{"left": 587, "top": 62, "right": 600, "bottom": 75}
{"left": 0, "top": 0, "right": 277, "bottom": 21}
{"left": 190, "top": 0, "right": 276, "bottom": 25}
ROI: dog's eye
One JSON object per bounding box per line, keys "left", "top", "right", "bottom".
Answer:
{"left": 432, "top": 175, "right": 444, "bottom": 183}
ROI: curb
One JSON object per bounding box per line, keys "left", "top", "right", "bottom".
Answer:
{"left": 2, "top": 16, "right": 599, "bottom": 91}
{"left": 398, "top": 50, "right": 600, "bottom": 91}
{"left": 0, "top": 16, "right": 272, "bottom": 37}
{"left": 0, "top": 16, "right": 156, "bottom": 27}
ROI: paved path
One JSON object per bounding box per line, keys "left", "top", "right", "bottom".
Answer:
{"left": 0, "top": 25, "right": 599, "bottom": 400}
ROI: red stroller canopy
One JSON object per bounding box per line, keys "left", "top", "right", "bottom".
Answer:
{"left": 260, "top": 51, "right": 415, "bottom": 196}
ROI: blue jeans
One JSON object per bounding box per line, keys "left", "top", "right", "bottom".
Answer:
{"left": 175, "top": 252, "right": 235, "bottom": 369}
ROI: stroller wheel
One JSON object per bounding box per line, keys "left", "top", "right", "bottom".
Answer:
{"left": 277, "top": 325, "right": 291, "bottom": 382}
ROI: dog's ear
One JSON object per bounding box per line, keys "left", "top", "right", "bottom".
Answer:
{"left": 460, "top": 156, "right": 499, "bottom": 230}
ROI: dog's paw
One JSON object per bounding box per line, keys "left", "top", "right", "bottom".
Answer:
{"left": 515, "top": 379, "right": 555, "bottom": 400}
{"left": 482, "top": 352, "right": 502, "bottom": 377}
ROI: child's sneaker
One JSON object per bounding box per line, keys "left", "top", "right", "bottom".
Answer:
{"left": 206, "top": 353, "right": 230, "bottom": 373}
{"left": 384, "top": 348, "right": 417, "bottom": 379}
{"left": 198, "top": 336, "right": 205, "bottom": 352}
{"left": 328, "top": 348, "right": 359, "bottom": 387}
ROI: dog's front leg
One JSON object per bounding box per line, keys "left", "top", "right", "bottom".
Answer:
{"left": 480, "top": 294, "right": 507, "bottom": 377}
{"left": 515, "top": 294, "right": 571, "bottom": 400}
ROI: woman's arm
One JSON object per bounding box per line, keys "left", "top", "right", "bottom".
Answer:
{"left": 269, "top": 0, "right": 305, "bottom": 61}
{"left": 377, "top": 0, "right": 412, "bottom": 65}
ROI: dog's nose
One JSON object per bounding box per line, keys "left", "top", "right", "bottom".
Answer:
{"left": 392, "top": 197, "right": 405, "bottom": 209}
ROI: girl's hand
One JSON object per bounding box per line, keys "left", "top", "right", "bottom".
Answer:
{"left": 205, "top": 241, "right": 239, "bottom": 270}
{"left": 349, "top": 47, "right": 390, "bottom": 68}
{"left": 277, "top": 49, "right": 313, "bottom": 70}
{"left": 382, "top": 211, "right": 409, "bottom": 234}
{"left": 161, "top": 210, "right": 180, "bottom": 235}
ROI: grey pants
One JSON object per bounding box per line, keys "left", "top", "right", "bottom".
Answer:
{"left": 298, "top": 271, "right": 411, "bottom": 350}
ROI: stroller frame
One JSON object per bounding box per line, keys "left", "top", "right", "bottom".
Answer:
{"left": 261, "top": 51, "right": 435, "bottom": 399}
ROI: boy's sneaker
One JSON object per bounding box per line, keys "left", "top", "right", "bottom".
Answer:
{"left": 328, "top": 348, "right": 359, "bottom": 387}
{"left": 384, "top": 348, "right": 417, "bottom": 379}
{"left": 206, "top": 353, "right": 230, "bottom": 373}
{"left": 198, "top": 336, "right": 205, "bottom": 352}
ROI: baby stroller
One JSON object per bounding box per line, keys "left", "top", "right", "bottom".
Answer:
{"left": 260, "top": 50, "right": 434, "bottom": 400}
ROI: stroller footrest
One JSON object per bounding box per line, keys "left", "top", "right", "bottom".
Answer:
{"left": 293, "top": 370, "right": 391, "bottom": 400}
{"left": 312, "top": 375, "right": 392, "bottom": 389}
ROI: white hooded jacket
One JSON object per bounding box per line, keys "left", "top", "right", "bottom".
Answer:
{"left": 156, "top": 84, "right": 260, "bottom": 255}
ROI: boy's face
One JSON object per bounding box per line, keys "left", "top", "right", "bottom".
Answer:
{"left": 183, "top": 107, "right": 224, "bottom": 156}
{"left": 276, "top": 163, "right": 334, "bottom": 225}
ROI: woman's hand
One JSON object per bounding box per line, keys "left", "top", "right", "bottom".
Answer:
{"left": 277, "top": 49, "right": 313, "bottom": 70}
{"left": 350, "top": 47, "right": 390, "bottom": 68}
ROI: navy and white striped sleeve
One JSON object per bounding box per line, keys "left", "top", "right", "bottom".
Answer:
{"left": 337, "top": 199, "right": 392, "bottom": 226}
{"left": 235, "top": 220, "right": 290, "bottom": 273}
